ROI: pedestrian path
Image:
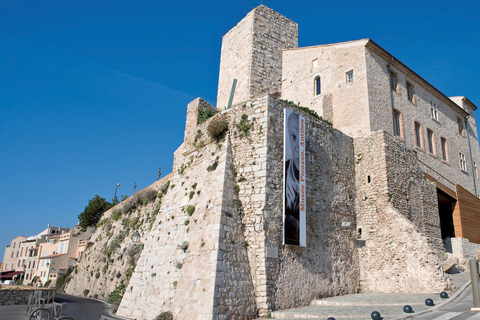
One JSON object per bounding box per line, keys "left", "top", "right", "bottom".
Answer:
{"left": 259, "top": 272, "right": 472, "bottom": 320}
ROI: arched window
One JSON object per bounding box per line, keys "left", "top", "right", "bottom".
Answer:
{"left": 314, "top": 76, "right": 321, "bottom": 95}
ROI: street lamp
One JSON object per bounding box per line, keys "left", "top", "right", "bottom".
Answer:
{"left": 114, "top": 183, "right": 120, "bottom": 205}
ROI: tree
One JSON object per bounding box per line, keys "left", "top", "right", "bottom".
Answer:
{"left": 78, "top": 195, "right": 112, "bottom": 231}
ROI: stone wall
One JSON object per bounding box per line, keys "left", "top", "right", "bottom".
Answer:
{"left": 0, "top": 287, "right": 54, "bottom": 305}
{"left": 64, "top": 178, "right": 174, "bottom": 302}
{"left": 216, "top": 5, "right": 297, "bottom": 109}
{"left": 354, "top": 131, "right": 449, "bottom": 293}
{"left": 265, "top": 98, "right": 360, "bottom": 310}
{"left": 115, "top": 95, "right": 362, "bottom": 318}
{"left": 449, "top": 237, "right": 480, "bottom": 261}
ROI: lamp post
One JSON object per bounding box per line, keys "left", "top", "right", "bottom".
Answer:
{"left": 114, "top": 183, "right": 120, "bottom": 205}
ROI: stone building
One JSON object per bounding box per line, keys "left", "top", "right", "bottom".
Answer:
{"left": 1, "top": 225, "right": 91, "bottom": 286}
{"left": 73, "top": 5, "right": 480, "bottom": 319}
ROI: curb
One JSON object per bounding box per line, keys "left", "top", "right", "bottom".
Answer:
{"left": 392, "top": 280, "right": 472, "bottom": 320}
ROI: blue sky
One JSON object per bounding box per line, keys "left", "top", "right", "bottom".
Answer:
{"left": 1, "top": 0, "right": 479, "bottom": 261}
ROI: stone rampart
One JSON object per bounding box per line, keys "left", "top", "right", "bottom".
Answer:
{"left": 355, "top": 131, "right": 450, "bottom": 293}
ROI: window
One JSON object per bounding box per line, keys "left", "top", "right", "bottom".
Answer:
{"left": 460, "top": 152, "right": 467, "bottom": 171}
{"left": 346, "top": 70, "right": 354, "bottom": 83}
{"left": 312, "top": 59, "right": 318, "bottom": 69}
{"left": 13, "top": 242, "right": 15, "bottom": 248}
{"left": 414, "top": 122, "right": 423, "bottom": 148}
{"left": 406, "top": 82, "right": 415, "bottom": 103}
{"left": 441, "top": 138, "right": 449, "bottom": 161}
{"left": 427, "top": 129, "right": 435, "bottom": 154}
{"left": 389, "top": 72, "right": 397, "bottom": 92}
{"left": 393, "top": 110, "right": 403, "bottom": 137}
{"left": 430, "top": 101, "right": 439, "bottom": 121}
{"left": 457, "top": 117, "right": 465, "bottom": 136}
{"left": 314, "top": 76, "right": 321, "bottom": 95}
{"left": 32, "top": 261, "right": 35, "bottom": 269}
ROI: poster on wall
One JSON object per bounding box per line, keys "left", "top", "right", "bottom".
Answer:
{"left": 283, "top": 108, "right": 306, "bottom": 247}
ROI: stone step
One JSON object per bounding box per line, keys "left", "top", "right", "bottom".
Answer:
{"left": 310, "top": 292, "right": 445, "bottom": 307}
{"left": 272, "top": 304, "right": 433, "bottom": 320}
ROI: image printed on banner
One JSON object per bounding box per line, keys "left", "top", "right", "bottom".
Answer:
{"left": 284, "top": 108, "right": 306, "bottom": 246}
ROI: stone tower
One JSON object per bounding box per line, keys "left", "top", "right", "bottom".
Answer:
{"left": 216, "top": 5, "right": 298, "bottom": 109}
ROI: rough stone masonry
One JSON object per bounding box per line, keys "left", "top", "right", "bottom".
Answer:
{"left": 65, "top": 5, "right": 472, "bottom": 320}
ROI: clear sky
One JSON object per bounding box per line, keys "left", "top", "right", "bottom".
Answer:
{"left": 1, "top": 0, "right": 479, "bottom": 261}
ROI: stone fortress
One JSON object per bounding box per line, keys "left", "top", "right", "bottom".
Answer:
{"left": 65, "top": 5, "right": 480, "bottom": 320}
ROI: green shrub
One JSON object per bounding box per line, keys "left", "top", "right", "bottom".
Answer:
{"left": 184, "top": 205, "right": 195, "bottom": 216}
{"left": 194, "top": 129, "right": 202, "bottom": 143}
{"left": 108, "top": 284, "right": 126, "bottom": 305}
{"left": 191, "top": 183, "right": 197, "bottom": 189}
{"left": 194, "top": 140, "right": 205, "bottom": 148}
{"left": 207, "top": 156, "right": 219, "bottom": 172}
{"left": 55, "top": 266, "right": 74, "bottom": 293}
{"left": 197, "top": 107, "right": 219, "bottom": 124}
{"left": 189, "top": 191, "right": 195, "bottom": 200}
{"left": 180, "top": 241, "right": 189, "bottom": 252}
{"left": 236, "top": 113, "right": 252, "bottom": 137}
{"left": 184, "top": 219, "right": 189, "bottom": 226}
{"left": 154, "top": 311, "right": 173, "bottom": 320}
{"left": 178, "top": 163, "right": 185, "bottom": 175}
{"left": 78, "top": 195, "right": 113, "bottom": 231}
{"left": 207, "top": 117, "right": 229, "bottom": 140}
{"left": 111, "top": 210, "right": 122, "bottom": 221}
{"left": 95, "top": 272, "right": 100, "bottom": 279}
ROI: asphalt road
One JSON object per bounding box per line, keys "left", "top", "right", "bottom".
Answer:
{"left": 0, "top": 293, "right": 128, "bottom": 320}
{"left": 414, "top": 285, "right": 480, "bottom": 320}
{"left": 55, "top": 293, "right": 125, "bottom": 320}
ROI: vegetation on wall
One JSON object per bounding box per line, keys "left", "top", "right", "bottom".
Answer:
{"left": 56, "top": 266, "right": 75, "bottom": 293}
{"left": 281, "top": 100, "right": 333, "bottom": 126}
{"left": 236, "top": 114, "right": 253, "bottom": 137}
{"left": 108, "top": 283, "right": 126, "bottom": 307}
{"left": 207, "top": 117, "right": 229, "bottom": 140}
{"left": 197, "top": 107, "right": 219, "bottom": 124}
{"left": 154, "top": 311, "right": 173, "bottom": 320}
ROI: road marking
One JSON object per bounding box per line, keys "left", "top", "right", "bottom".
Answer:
{"left": 466, "top": 314, "right": 480, "bottom": 320}
{"left": 432, "top": 312, "right": 463, "bottom": 320}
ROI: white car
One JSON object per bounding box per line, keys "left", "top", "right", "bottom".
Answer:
{"left": 2, "top": 280, "right": 15, "bottom": 285}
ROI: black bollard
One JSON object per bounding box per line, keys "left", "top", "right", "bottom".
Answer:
{"left": 440, "top": 292, "right": 449, "bottom": 299}
{"left": 403, "top": 305, "right": 413, "bottom": 313}
{"left": 371, "top": 311, "right": 381, "bottom": 320}
{"left": 425, "top": 298, "right": 434, "bottom": 306}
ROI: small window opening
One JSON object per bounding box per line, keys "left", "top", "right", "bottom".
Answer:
{"left": 367, "top": 175, "right": 371, "bottom": 183}
{"left": 346, "top": 70, "right": 354, "bottom": 83}
{"left": 314, "top": 76, "right": 321, "bottom": 95}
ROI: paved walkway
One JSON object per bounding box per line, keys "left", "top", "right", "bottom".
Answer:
{"left": 262, "top": 272, "right": 472, "bottom": 320}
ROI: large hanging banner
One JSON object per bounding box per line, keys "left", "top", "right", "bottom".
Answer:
{"left": 283, "top": 108, "right": 306, "bottom": 247}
